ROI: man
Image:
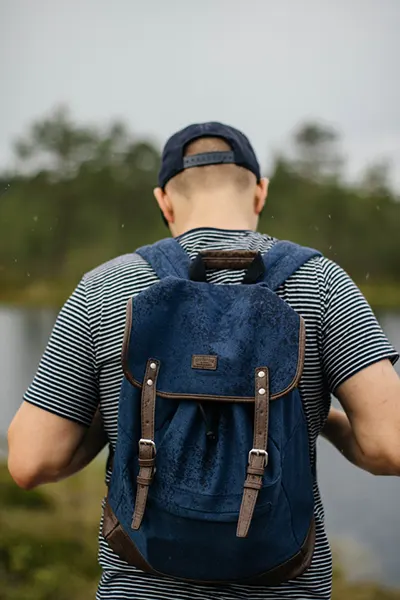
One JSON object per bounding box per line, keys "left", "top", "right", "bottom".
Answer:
{"left": 8, "top": 122, "right": 400, "bottom": 599}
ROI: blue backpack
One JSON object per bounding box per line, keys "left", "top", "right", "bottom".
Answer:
{"left": 103, "top": 238, "right": 321, "bottom": 585}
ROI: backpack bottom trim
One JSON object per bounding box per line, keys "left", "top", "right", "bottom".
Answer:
{"left": 102, "top": 498, "right": 316, "bottom": 586}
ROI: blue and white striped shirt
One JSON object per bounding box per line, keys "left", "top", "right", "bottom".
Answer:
{"left": 25, "top": 228, "right": 398, "bottom": 600}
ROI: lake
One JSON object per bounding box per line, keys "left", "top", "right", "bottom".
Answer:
{"left": 0, "top": 306, "right": 399, "bottom": 585}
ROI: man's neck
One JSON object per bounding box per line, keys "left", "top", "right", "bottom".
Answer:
{"left": 175, "top": 224, "right": 254, "bottom": 237}
{"left": 172, "top": 213, "right": 256, "bottom": 238}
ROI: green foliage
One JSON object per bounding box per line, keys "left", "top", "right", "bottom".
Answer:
{"left": 0, "top": 461, "right": 103, "bottom": 600}
{"left": 0, "top": 109, "right": 399, "bottom": 309}
{"left": 0, "top": 528, "right": 98, "bottom": 600}
{"left": 0, "top": 464, "right": 53, "bottom": 510}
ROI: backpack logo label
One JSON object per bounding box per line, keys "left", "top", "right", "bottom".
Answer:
{"left": 191, "top": 355, "right": 218, "bottom": 370}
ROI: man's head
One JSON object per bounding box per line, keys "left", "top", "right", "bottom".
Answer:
{"left": 154, "top": 122, "right": 269, "bottom": 236}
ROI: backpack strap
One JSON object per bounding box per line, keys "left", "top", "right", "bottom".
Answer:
{"left": 136, "top": 238, "right": 321, "bottom": 286}
{"left": 131, "top": 359, "right": 160, "bottom": 530}
{"left": 262, "top": 241, "right": 321, "bottom": 291}
{"left": 237, "top": 367, "right": 270, "bottom": 538}
{"left": 136, "top": 238, "right": 191, "bottom": 279}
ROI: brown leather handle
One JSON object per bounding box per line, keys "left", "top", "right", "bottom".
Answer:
{"left": 189, "top": 250, "right": 265, "bottom": 283}
{"left": 199, "top": 250, "right": 259, "bottom": 270}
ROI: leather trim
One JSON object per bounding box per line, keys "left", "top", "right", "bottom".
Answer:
{"left": 249, "top": 516, "right": 316, "bottom": 585}
{"left": 103, "top": 498, "right": 316, "bottom": 585}
{"left": 199, "top": 250, "right": 260, "bottom": 271}
{"left": 121, "top": 298, "right": 133, "bottom": 369}
{"left": 237, "top": 368, "right": 270, "bottom": 537}
{"left": 121, "top": 301, "right": 306, "bottom": 403}
{"left": 131, "top": 359, "right": 160, "bottom": 530}
{"left": 103, "top": 500, "right": 158, "bottom": 572}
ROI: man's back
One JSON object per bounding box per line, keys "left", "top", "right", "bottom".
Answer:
{"left": 23, "top": 228, "right": 398, "bottom": 599}
{"left": 9, "top": 123, "right": 400, "bottom": 600}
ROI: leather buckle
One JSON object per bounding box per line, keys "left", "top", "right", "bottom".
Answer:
{"left": 138, "top": 439, "right": 156, "bottom": 456}
{"left": 248, "top": 448, "right": 268, "bottom": 466}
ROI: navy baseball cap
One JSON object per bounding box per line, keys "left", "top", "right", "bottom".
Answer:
{"left": 158, "top": 122, "right": 261, "bottom": 189}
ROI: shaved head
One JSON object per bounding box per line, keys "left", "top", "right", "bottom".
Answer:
{"left": 166, "top": 137, "right": 256, "bottom": 198}
{"left": 154, "top": 133, "right": 268, "bottom": 236}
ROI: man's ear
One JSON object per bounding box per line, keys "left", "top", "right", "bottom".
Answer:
{"left": 254, "top": 177, "right": 269, "bottom": 215}
{"left": 153, "top": 187, "right": 175, "bottom": 224}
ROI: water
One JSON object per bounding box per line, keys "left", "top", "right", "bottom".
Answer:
{"left": 0, "top": 306, "right": 399, "bottom": 585}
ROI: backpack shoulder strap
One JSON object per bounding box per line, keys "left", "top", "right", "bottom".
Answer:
{"left": 135, "top": 237, "right": 191, "bottom": 279}
{"left": 262, "top": 241, "right": 322, "bottom": 291}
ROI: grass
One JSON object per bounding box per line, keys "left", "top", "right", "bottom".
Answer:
{"left": 1, "top": 460, "right": 400, "bottom": 599}
{"left": 0, "top": 460, "right": 105, "bottom": 600}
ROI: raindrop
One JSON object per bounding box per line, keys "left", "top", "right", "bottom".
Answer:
{"left": 14, "top": 258, "right": 18, "bottom": 263}
{"left": 0, "top": 183, "right": 10, "bottom": 199}
{"left": 328, "top": 214, "right": 332, "bottom": 219}
{"left": 27, "top": 272, "right": 31, "bottom": 278}
{"left": 329, "top": 245, "right": 333, "bottom": 250}
{"left": 376, "top": 205, "right": 380, "bottom": 211}
{"left": 366, "top": 273, "right": 370, "bottom": 280}
{"left": 121, "top": 223, "right": 125, "bottom": 228}
{"left": 33, "top": 215, "right": 38, "bottom": 222}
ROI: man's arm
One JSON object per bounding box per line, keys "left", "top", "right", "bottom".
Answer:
{"left": 8, "top": 403, "right": 108, "bottom": 489}
{"left": 322, "top": 359, "right": 400, "bottom": 476}
{"left": 318, "top": 257, "right": 400, "bottom": 475}
{"left": 61, "top": 407, "right": 108, "bottom": 479}
{"left": 7, "top": 277, "right": 103, "bottom": 489}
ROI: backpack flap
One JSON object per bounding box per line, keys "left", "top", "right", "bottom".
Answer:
{"left": 122, "top": 278, "right": 305, "bottom": 402}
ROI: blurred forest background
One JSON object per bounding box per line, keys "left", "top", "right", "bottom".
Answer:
{"left": 0, "top": 108, "right": 399, "bottom": 599}
{"left": 0, "top": 106, "right": 399, "bottom": 308}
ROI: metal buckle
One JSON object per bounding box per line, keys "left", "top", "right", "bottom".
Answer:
{"left": 248, "top": 448, "right": 268, "bottom": 466}
{"left": 138, "top": 439, "right": 156, "bottom": 456}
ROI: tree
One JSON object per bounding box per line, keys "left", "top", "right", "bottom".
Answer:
{"left": 1, "top": 108, "right": 400, "bottom": 309}
{"left": 13, "top": 105, "right": 101, "bottom": 180}
{"left": 292, "top": 122, "right": 343, "bottom": 182}
{"left": 361, "top": 160, "right": 392, "bottom": 196}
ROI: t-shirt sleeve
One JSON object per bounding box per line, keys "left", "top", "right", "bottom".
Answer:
{"left": 23, "top": 277, "right": 99, "bottom": 426}
{"left": 319, "top": 259, "right": 399, "bottom": 394}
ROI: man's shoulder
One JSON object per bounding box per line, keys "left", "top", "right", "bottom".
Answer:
{"left": 288, "top": 253, "right": 346, "bottom": 286}
{"left": 82, "top": 252, "right": 156, "bottom": 291}
{"left": 79, "top": 238, "right": 336, "bottom": 294}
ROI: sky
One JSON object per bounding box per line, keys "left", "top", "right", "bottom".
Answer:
{"left": 1, "top": 0, "right": 400, "bottom": 188}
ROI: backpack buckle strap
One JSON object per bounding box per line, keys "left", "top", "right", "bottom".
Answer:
{"left": 243, "top": 479, "right": 263, "bottom": 491}
{"left": 237, "top": 367, "right": 270, "bottom": 538}
{"left": 137, "top": 475, "right": 155, "bottom": 485}
{"left": 138, "top": 456, "right": 156, "bottom": 468}
{"left": 246, "top": 460, "right": 267, "bottom": 477}
{"left": 131, "top": 360, "right": 160, "bottom": 531}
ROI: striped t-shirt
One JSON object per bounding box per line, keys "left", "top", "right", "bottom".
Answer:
{"left": 24, "top": 228, "right": 399, "bottom": 600}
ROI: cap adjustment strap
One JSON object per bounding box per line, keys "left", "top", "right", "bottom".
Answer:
{"left": 183, "top": 151, "right": 235, "bottom": 169}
